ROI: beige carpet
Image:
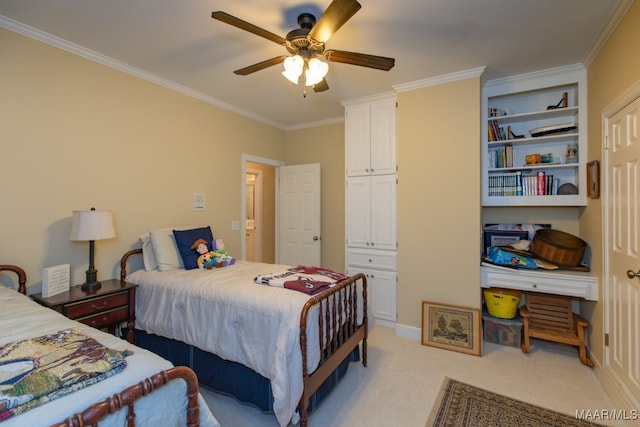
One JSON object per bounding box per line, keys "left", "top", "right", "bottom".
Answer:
{"left": 426, "top": 377, "right": 604, "bottom": 427}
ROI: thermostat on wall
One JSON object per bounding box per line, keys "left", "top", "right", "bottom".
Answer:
{"left": 192, "top": 193, "right": 205, "bottom": 211}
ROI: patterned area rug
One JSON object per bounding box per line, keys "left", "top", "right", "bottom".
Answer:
{"left": 426, "top": 377, "right": 604, "bottom": 426}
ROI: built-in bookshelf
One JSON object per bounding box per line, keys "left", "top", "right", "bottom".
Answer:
{"left": 482, "top": 66, "right": 587, "bottom": 206}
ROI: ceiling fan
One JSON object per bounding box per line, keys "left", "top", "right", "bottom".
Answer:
{"left": 211, "top": 0, "right": 395, "bottom": 93}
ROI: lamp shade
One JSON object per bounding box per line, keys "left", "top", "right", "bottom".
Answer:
{"left": 305, "top": 57, "right": 329, "bottom": 86}
{"left": 282, "top": 54, "right": 304, "bottom": 84}
{"left": 69, "top": 209, "right": 116, "bottom": 241}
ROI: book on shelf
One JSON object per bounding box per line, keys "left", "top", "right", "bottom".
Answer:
{"left": 488, "top": 145, "right": 513, "bottom": 169}
{"left": 536, "top": 171, "right": 546, "bottom": 195}
{"left": 488, "top": 120, "right": 506, "bottom": 142}
{"left": 505, "top": 144, "right": 513, "bottom": 168}
{"left": 489, "top": 171, "right": 556, "bottom": 197}
{"left": 487, "top": 171, "right": 522, "bottom": 197}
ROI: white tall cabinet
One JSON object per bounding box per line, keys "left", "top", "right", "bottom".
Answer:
{"left": 343, "top": 94, "right": 398, "bottom": 326}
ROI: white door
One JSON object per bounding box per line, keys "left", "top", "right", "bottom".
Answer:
{"left": 278, "top": 164, "right": 321, "bottom": 266}
{"left": 604, "top": 95, "right": 640, "bottom": 407}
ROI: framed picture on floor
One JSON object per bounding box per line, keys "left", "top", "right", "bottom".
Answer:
{"left": 421, "top": 301, "right": 481, "bottom": 356}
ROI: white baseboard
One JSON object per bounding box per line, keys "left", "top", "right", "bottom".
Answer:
{"left": 592, "top": 361, "right": 639, "bottom": 426}
{"left": 394, "top": 322, "right": 422, "bottom": 341}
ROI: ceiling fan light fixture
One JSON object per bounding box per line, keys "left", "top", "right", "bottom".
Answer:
{"left": 282, "top": 55, "right": 304, "bottom": 84}
{"left": 305, "top": 57, "right": 329, "bottom": 86}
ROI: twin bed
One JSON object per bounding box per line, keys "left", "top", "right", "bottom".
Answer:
{"left": 121, "top": 243, "right": 368, "bottom": 427}
{"left": 0, "top": 265, "right": 219, "bottom": 427}
{"left": 1, "top": 225, "right": 368, "bottom": 427}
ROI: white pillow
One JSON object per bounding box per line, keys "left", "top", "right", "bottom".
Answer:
{"left": 139, "top": 232, "right": 158, "bottom": 271}
{"left": 149, "top": 226, "right": 198, "bottom": 272}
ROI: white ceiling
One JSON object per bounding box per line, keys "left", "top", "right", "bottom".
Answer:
{"left": 0, "top": 0, "right": 631, "bottom": 129}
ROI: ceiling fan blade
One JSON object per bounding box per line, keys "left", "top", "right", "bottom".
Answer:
{"left": 234, "top": 56, "right": 288, "bottom": 75}
{"left": 313, "top": 78, "right": 329, "bottom": 92}
{"left": 212, "top": 11, "right": 286, "bottom": 46}
{"left": 324, "top": 49, "right": 395, "bottom": 71}
{"left": 308, "top": 0, "right": 362, "bottom": 44}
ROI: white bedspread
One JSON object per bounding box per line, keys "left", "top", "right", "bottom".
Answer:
{"left": 0, "top": 286, "right": 219, "bottom": 427}
{"left": 128, "top": 261, "right": 362, "bottom": 427}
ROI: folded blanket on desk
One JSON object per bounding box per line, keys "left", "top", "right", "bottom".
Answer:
{"left": 254, "top": 266, "right": 348, "bottom": 295}
{"left": 0, "top": 328, "right": 131, "bottom": 421}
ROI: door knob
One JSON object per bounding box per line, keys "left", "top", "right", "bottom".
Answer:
{"left": 313, "top": 236, "right": 319, "bottom": 241}
{"left": 626, "top": 269, "right": 640, "bottom": 279}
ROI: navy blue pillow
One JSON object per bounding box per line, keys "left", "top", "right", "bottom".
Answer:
{"left": 173, "top": 226, "right": 215, "bottom": 270}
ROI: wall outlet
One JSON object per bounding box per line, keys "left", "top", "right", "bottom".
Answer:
{"left": 231, "top": 220, "right": 240, "bottom": 231}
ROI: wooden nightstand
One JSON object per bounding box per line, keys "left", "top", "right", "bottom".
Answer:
{"left": 32, "top": 279, "right": 138, "bottom": 344}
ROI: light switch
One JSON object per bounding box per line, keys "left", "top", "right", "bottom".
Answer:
{"left": 231, "top": 220, "right": 240, "bottom": 231}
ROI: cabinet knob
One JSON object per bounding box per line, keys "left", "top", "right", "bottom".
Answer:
{"left": 368, "top": 259, "right": 372, "bottom": 263}
{"left": 370, "top": 242, "right": 375, "bottom": 246}
{"left": 370, "top": 168, "right": 374, "bottom": 173}
{"left": 532, "top": 283, "right": 537, "bottom": 288}
{"left": 365, "top": 168, "right": 370, "bottom": 173}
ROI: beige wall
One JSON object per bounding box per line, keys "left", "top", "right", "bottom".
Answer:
{"left": 582, "top": 1, "right": 640, "bottom": 363}
{"left": 285, "top": 122, "right": 346, "bottom": 272}
{"left": 0, "top": 28, "right": 286, "bottom": 291}
{"left": 397, "top": 77, "right": 482, "bottom": 328}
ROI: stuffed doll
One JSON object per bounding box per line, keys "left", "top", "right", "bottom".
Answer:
{"left": 191, "top": 238, "right": 217, "bottom": 269}
{"left": 212, "top": 238, "right": 236, "bottom": 267}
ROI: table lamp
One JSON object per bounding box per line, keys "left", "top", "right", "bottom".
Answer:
{"left": 69, "top": 207, "right": 116, "bottom": 291}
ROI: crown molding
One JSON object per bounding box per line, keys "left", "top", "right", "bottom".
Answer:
{"left": 582, "top": 0, "right": 635, "bottom": 68}
{"left": 392, "top": 66, "right": 486, "bottom": 92}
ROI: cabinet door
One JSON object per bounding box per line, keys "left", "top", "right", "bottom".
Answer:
{"left": 370, "top": 174, "right": 397, "bottom": 250}
{"left": 369, "top": 269, "right": 397, "bottom": 322}
{"left": 370, "top": 98, "right": 397, "bottom": 175}
{"left": 346, "top": 176, "right": 371, "bottom": 248}
{"left": 347, "top": 267, "right": 397, "bottom": 322}
{"left": 345, "top": 103, "right": 371, "bottom": 176}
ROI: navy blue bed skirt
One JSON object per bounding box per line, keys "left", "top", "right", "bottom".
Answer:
{"left": 134, "top": 329, "right": 360, "bottom": 414}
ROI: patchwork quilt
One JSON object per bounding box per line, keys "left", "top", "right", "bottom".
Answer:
{"left": 0, "top": 328, "right": 131, "bottom": 421}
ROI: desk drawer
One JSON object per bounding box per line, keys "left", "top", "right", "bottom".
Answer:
{"left": 77, "top": 307, "right": 128, "bottom": 329}
{"left": 64, "top": 292, "right": 128, "bottom": 319}
{"left": 481, "top": 268, "right": 597, "bottom": 300}
{"left": 347, "top": 248, "right": 396, "bottom": 271}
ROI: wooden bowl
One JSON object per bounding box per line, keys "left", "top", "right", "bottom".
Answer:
{"left": 530, "top": 229, "right": 586, "bottom": 268}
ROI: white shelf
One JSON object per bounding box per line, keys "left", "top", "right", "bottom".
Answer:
{"left": 487, "top": 132, "right": 579, "bottom": 148}
{"left": 482, "top": 67, "right": 587, "bottom": 207}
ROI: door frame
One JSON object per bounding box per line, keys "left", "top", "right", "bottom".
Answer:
{"left": 241, "top": 154, "right": 284, "bottom": 260}
{"left": 600, "top": 77, "right": 640, "bottom": 411}
{"left": 245, "top": 168, "right": 262, "bottom": 262}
